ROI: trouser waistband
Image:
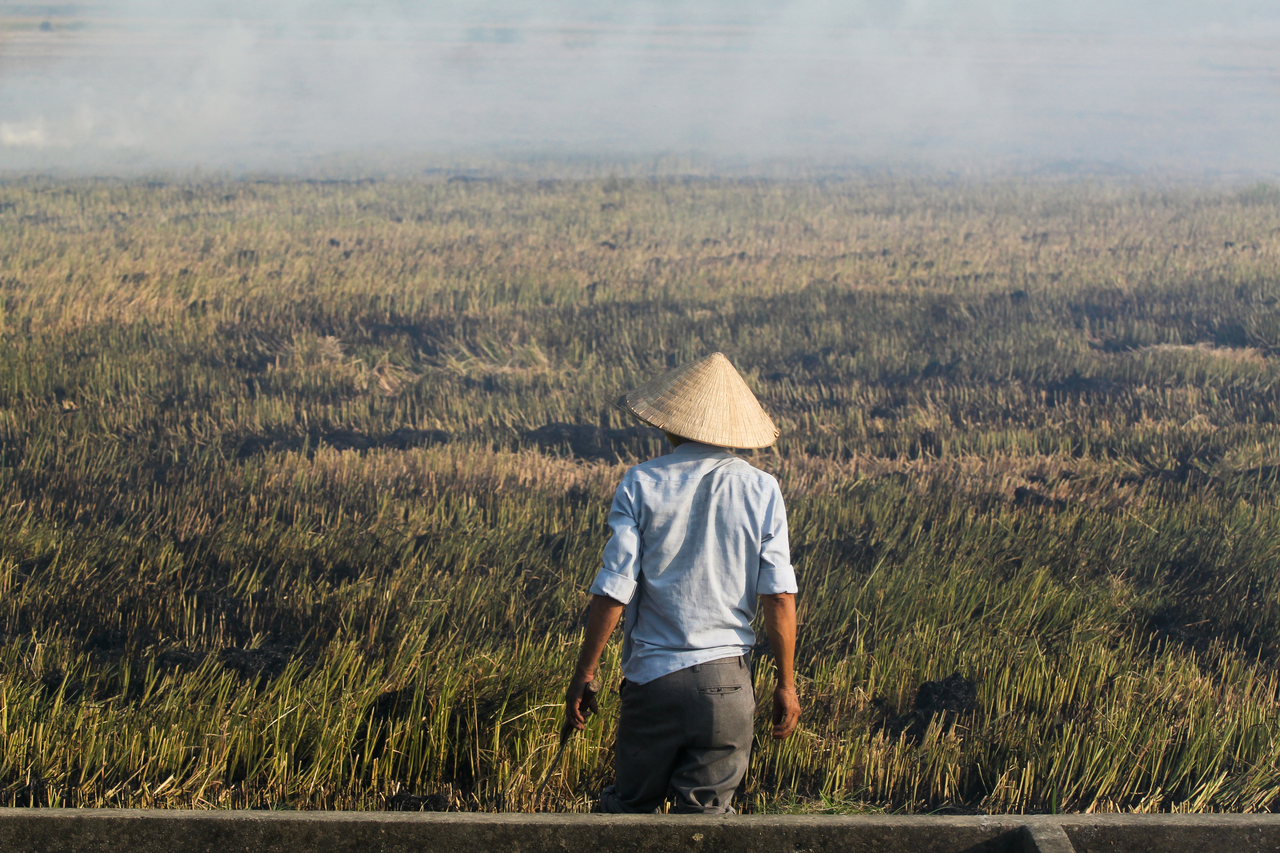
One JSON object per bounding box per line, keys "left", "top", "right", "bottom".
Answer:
{"left": 688, "top": 655, "right": 745, "bottom": 672}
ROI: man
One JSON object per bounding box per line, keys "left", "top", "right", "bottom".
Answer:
{"left": 564, "top": 352, "right": 800, "bottom": 815}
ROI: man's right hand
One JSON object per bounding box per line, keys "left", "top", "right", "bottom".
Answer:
{"left": 772, "top": 685, "right": 800, "bottom": 739}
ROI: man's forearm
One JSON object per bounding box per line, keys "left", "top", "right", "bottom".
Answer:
{"left": 761, "top": 593, "right": 796, "bottom": 689}
{"left": 574, "top": 593, "right": 625, "bottom": 679}
{"left": 761, "top": 592, "right": 800, "bottom": 740}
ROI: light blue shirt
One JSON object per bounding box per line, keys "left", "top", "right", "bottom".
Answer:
{"left": 589, "top": 441, "right": 798, "bottom": 685}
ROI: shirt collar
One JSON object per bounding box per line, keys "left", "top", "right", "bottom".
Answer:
{"left": 670, "top": 440, "right": 732, "bottom": 456}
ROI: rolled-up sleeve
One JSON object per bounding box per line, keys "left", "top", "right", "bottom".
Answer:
{"left": 589, "top": 473, "right": 642, "bottom": 604}
{"left": 757, "top": 477, "right": 798, "bottom": 595}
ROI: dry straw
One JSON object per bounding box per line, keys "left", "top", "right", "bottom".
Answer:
{"left": 616, "top": 352, "right": 780, "bottom": 449}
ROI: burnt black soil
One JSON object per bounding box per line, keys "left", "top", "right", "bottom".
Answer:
{"left": 522, "top": 422, "right": 663, "bottom": 463}
{"left": 874, "top": 672, "right": 979, "bottom": 742}
{"left": 915, "top": 672, "right": 979, "bottom": 717}
{"left": 232, "top": 427, "right": 451, "bottom": 458}
{"left": 219, "top": 645, "right": 301, "bottom": 680}
{"left": 386, "top": 790, "right": 451, "bottom": 811}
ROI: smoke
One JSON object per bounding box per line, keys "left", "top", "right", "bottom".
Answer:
{"left": 1, "top": 0, "right": 1277, "bottom": 175}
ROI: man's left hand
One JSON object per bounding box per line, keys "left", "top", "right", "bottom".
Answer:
{"left": 565, "top": 673, "right": 601, "bottom": 732}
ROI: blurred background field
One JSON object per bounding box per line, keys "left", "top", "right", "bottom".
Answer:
{"left": 2, "top": 174, "right": 1280, "bottom": 813}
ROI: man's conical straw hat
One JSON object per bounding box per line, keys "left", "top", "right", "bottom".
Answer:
{"left": 616, "top": 353, "right": 779, "bottom": 449}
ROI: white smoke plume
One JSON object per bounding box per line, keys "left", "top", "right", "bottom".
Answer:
{"left": 0, "top": 0, "right": 1277, "bottom": 175}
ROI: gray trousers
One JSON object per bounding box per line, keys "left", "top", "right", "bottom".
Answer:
{"left": 598, "top": 656, "right": 755, "bottom": 814}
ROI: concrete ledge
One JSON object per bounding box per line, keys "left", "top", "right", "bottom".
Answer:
{"left": 2, "top": 809, "right": 1279, "bottom": 853}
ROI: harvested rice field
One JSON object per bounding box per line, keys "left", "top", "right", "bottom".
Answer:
{"left": 1, "top": 175, "right": 1280, "bottom": 813}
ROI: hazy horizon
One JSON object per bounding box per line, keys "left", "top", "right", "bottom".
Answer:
{"left": 1, "top": 1, "right": 1278, "bottom": 177}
